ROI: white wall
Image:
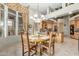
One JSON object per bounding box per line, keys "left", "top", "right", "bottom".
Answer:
{"left": 46, "top": 3, "right": 79, "bottom": 19}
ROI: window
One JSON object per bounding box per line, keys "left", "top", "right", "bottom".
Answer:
{"left": 0, "top": 4, "right": 4, "bottom": 37}
{"left": 18, "top": 13, "right": 23, "bottom": 34}
{"left": 8, "top": 9, "right": 16, "bottom": 36}
{"left": 0, "top": 5, "right": 24, "bottom": 37}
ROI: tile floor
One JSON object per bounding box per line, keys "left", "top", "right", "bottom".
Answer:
{"left": 0, "top": 37, "right": 78, "bottom": 56}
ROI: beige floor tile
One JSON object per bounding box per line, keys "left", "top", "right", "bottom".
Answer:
{"left": 0, "top": 37, "right": 78, "bottom": 56}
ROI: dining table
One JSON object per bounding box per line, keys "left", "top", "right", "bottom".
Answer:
{"left": 29, "top": 34, "right": 49, "bottom": 56}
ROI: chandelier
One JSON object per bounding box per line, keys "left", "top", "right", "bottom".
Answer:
{"left": 30, "top": 3, "right": 46, "bottom": 23}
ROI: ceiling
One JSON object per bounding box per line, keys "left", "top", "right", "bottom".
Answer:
{"left": 21, "top": 3, "right": 62, "bottom": 15}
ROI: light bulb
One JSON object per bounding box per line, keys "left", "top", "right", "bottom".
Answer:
{"left": 41, "top": 15, "right": 44, "bottom": 18}
{"left": 34, "top": 14, "right": 38, "bottom": 18}
{"left": 30, "top": 16, "right": 33, "bottom": 19}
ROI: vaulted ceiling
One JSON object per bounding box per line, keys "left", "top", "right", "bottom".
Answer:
{"left": 21, "top": 3, "right": 62, "bottom": 15}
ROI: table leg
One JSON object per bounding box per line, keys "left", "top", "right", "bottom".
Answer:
{"left": 37, "top": 42, "right": 42, "bottom": 56}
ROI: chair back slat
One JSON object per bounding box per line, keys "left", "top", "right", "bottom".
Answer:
{"left": 48, "top": 32, "right": 56, "bottom": 55}
{"left": 49, "top": 32, "right": 55, "bottom": 45}
{"left": 21, "top": 32, "right": 30, "bottom": 54}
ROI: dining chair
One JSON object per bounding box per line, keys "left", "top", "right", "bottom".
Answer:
{"left": 41, "top": 32, "right": 56, "bottom": 56}
{"left": 21, "top": 32, "right": 37, "bottom": 56}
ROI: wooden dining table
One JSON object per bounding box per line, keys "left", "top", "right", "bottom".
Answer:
{"left": 29, "top": 34, "right": 49, "bottom": 56}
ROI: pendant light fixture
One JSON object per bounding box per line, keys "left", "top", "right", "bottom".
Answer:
{"left": 30, "top": 3, "right": 46, "bottom": 23}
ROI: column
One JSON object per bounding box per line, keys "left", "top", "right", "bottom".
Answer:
{"left": 62, "top": 3, "right": 66, "bottom": 8}
{"left": 15, "top": 11, "right": 18, "bottom": 35}
{"left": 47, "top": 7, "right": 50, "bottom": 15}
{"left": 63, "top": 16, "right": 70, "bottom": 37}
{"left": 3, "top": 5, "right": 8, "bottom": 37}
{"left": 68, "top": 15, "right": 70, "bottom": 37}
{"left": 66, "top": 16, "right": 70, "bottom": 37}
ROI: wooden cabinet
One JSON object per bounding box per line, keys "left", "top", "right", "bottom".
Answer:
{"left": 40, "top": 20, "right": 64, "bottom": 43}
{"left": 40, "top": 21, "right": 47, "bottom": 30}
{"left": 76, "top": 20, "right": 79, "bottom": 28}
{"left": 57, "top": 19, "right": 64, "bottom": 33}
{"left": 58, "top": 22, "right": 64, "bottom": 32}
{"left": 56, "top": 20, "right": 64, "bottom": 42}
{"left": 56, "top": 32, "right": 64, "bottom": 43}
{"left": 70, "top": 17, "right": 79, "bottom": 39}
{"left": 40, "top": 20, "right": 57, "bottom": 31}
